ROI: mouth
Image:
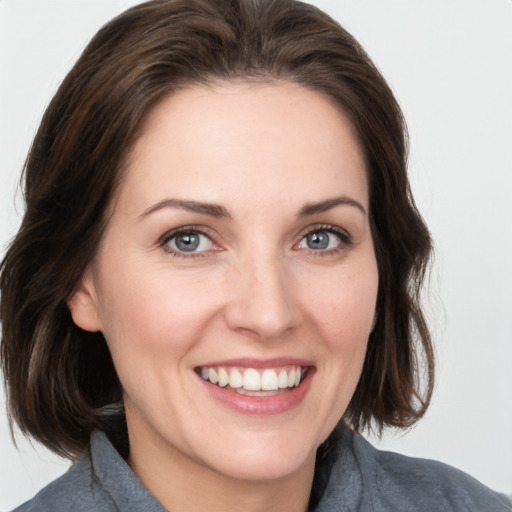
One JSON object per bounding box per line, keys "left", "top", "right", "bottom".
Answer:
{"left": 195, "top": 365, "right": 310, "bottom": 396}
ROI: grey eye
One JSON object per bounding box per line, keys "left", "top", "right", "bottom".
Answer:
{"left": 167, "top": 231, "right": 213, "bottom": 253}
{"left": 298, "top": 230, "right": 342, "bottom": 251}
{"left": 175, "top": 233, "right": 200, "bottom": 251}
{"left": 306, "top": 232, "right": 329, "bottom": 249}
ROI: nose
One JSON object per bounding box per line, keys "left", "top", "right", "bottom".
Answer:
{"left": 224, "top": 253, "right": 302, "bottom": 341}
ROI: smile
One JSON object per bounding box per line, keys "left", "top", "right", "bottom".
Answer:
{"left": 196, "top": 365, "right": 308, "bottom": 395}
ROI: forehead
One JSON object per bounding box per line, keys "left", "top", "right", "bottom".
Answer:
{"left": 119, "top": 82, "right": 368, "bottom": 216}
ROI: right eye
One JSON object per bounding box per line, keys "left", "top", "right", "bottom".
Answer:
{"left": 164, "top": 229, "right": 215, "bottom": 254}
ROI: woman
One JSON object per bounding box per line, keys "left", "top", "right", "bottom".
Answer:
{"left": 1, "top": 0, "right": 510, "bottom": 510}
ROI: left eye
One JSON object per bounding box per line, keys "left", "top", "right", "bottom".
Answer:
{"left": 297, "top": 230, "right": 342, "bottom": 251}
{"left": 166, "top": 231, "right": 214, "bottom": 253}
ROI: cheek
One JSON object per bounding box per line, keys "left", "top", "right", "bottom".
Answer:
{"left": 301, "top": 261, "right": 378, "bottom": 439}
{"left": 304, "top": 262, "right": 378, "bottom": 345}
{"left": 95, "top": 266, "right": 222, "bottom": 360}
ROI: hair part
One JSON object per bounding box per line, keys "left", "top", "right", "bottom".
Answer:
{"left": 1, "top": 0, "right": 433, "bottom": 458}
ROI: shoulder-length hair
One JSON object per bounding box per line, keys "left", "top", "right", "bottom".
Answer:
{"left": 1, "top": 0, "right": 433, "bottom": 458}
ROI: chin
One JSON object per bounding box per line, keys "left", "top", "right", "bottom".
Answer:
{"left": 214, "top": 448, "right": 315, "bottom": 482}
{"left": 193, "top": 427, "right": 322, "bottom": 482}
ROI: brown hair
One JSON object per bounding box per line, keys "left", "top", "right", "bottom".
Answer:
{"left": 1, "top": 0, "right": 433, "bottom": 458}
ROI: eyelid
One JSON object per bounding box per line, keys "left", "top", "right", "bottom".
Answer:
{"left": 297, "top": 223, "right": 352, "bottom": 243}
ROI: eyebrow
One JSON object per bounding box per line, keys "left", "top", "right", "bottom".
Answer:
{"left": 139, "top": 194, "right": 366, "bottom": 220}
{"left": 298, "top": 196, "right": 366, "bottom": 217}
{"left": 139, "top": 199, "right": 231, "bottom": 219}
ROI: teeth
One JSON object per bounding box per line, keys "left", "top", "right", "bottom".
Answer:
{"left": 218, "top": 367, "right": 229, "bottom": 387}
{"left": 198, "top": 365, "right": 306, "bottom": 392}
{"left": 208, "top": 368, "right": 218, "bottom": 384}
{"left": 287, "top": 368, "right": 296, "bottom": 387}
{"left": 229, "top": 369, "right": 243, "bottom": 389}
{"left": 278, "top": 370, "right": 288, "bottom": 389}
{"left": 243, "top": 369, "right": 261, "bottom": 390}
{"left": 261, "top": 369, "right": 278, "bottom": 390}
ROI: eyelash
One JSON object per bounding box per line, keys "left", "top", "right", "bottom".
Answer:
{"left": 159, "top": 224, "right": 353, "bottom": 258}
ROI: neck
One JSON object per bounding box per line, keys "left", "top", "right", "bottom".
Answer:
{"left": 127, "top": 426, "right": 316, "bottom": 512}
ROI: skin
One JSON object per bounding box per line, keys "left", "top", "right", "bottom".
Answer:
{"left": 69, "top": 82, "right": 379, "bottom": 512}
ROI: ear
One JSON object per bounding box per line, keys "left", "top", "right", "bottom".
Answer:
{"left": 67, "top": 268, "right": 102, "bottom": 332}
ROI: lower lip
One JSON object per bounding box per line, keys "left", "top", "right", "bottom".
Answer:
{"left": 197, "top": 369, "right": 315, "bottom": 415}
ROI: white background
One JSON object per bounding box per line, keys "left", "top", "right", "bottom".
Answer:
{"left": 1, "top": 0, "right": 511, "bottom": 509}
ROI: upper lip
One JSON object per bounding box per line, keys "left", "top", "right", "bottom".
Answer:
{"left": 196, "top": 357, "right": 314, "bottom": 369}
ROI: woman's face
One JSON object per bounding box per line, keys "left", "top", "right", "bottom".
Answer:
{"left": 70, "top": 82, "right": 378, "bottom": 483}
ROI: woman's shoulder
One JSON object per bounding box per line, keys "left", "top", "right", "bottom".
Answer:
{"left": 9, "top": 431, "right": 165, "bottom": 512}
{"left": 349, "top": 429, "right": 511, "bottom": 511}
{"left": 9, "top": 430, "right": 166, "bottom": 512}
{"left": 313, "top": 426, "right": 511, "bottom": 511}
{"left": 10, "top": 451, "right": 116, "bottom": 512}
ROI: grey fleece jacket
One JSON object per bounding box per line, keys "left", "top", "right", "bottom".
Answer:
{"left": 12, "top": 427, "right": 512, "bottom": 511}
